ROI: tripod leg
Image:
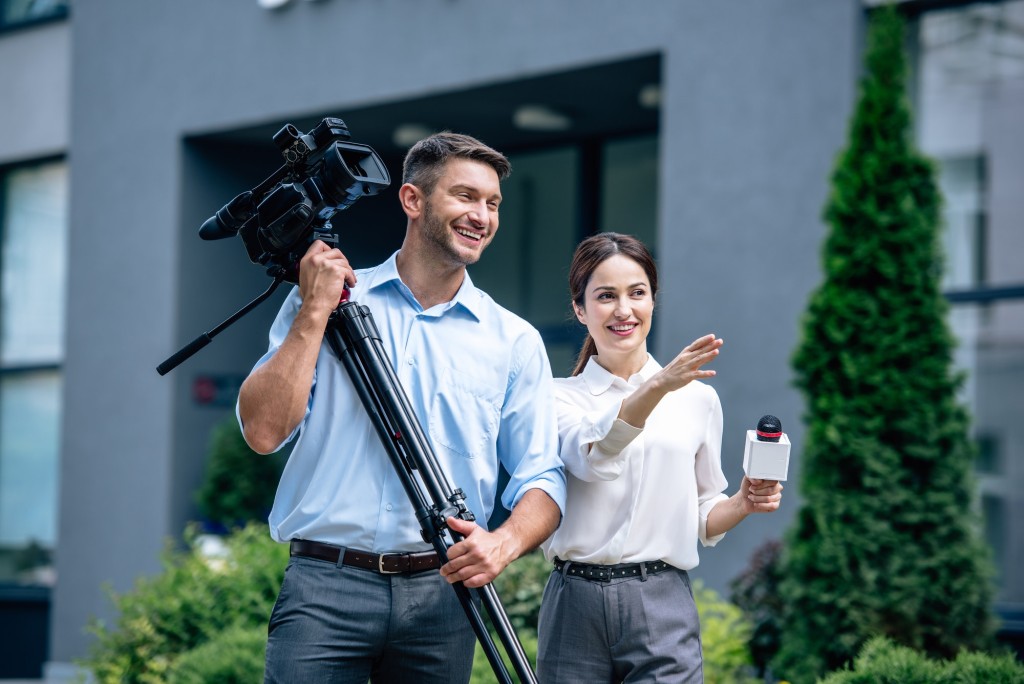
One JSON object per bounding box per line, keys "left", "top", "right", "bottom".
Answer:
{"left": 324, "top": 317, "right": 520, "bottom": 684}
{"left": 479, "top": 584, "right": 536, "bottom": 683}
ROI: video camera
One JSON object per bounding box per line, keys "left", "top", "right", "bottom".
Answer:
{"left": 156, "top": 117, "right": 390, "bottom": 376}
{"left": 198, "top": 116, "right": 391, "bottom": 283}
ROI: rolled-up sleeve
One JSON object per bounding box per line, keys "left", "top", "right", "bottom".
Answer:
{"left": 557, "top": 389, "right": 642, "bottom": 482}
{"left": 497, "top": 331, "right": 567, "bottom": 515}
{"left": 696, "top": 387, "right": 729, "bottom": 547}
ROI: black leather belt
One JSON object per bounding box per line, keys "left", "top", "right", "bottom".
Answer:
{"left": 290, "top": 540, "right": 441, "bottom": 574}
{"left": 553, "top": 556, "right": 673, "bottom": 582}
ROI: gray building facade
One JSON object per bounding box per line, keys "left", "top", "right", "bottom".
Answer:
{"left": 0, "top": 0, "right": 1020, "bottom": 680}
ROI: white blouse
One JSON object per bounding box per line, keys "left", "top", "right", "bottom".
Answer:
{"left": 541, "top": 355, "right": 730, "bottom": 570}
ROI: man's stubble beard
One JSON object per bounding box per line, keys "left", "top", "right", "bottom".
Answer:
{"left": 420, "top": 199, "right": 484, "bottom": 268}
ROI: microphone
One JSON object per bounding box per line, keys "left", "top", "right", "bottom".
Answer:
{"left": 199, "top": 191, "right": 255, "bottom": 241}
{"left": 742, "top": 414, "right": 790, "bottom": 481}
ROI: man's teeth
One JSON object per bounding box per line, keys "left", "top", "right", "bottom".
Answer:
{"left": 455, "top": 228, "right": 480, "bottom": 241}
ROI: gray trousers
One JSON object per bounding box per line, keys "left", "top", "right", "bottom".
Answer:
{"left": 264, "top": 555, "right": 476, "bottom": 684}
{"left": 536, "top": 563, "right": 703, "bottom": 683}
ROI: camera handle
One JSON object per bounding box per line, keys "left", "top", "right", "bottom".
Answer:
{"left": 325, "top": 300, "right": 537, "bottom": 684}
{"left": 156, "top": 271, "right": 287, "bottom": 376}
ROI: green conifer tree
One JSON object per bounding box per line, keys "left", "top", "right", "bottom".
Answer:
{"left": 773, "top": 6, "right": 997, "bottom": 681}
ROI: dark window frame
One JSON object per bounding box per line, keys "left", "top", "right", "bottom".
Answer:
{"left": 0, "top": 156, "right": 67, "bottom": 590}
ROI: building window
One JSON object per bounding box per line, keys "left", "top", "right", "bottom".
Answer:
{"left": 0, "top": 160, "right": 68, "bottom": 586}
{"left": 0, "top": 0, "right": 68, "bottom": 31}
{"left": 913, "top": 0, "right": 1024, "bottom": 606}
{"left": 470, "top": 134, "right": 660, "bottom": 377}
{"left": 936, "top": 155, "right": 986, "bottom": 290}
{"left": 982, "top": 494, "right": 1006, "bottom": 584}
{"left": 975, "top": 433, "right": 1001, "bottom": 475}
{"left": 600, "top": 135, "right": 660, "bottom": 251}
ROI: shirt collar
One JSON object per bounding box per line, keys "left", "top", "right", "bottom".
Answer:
{"left": 362, "top": 251, "right": 484, "bottom": 321}
{"left": 580, "top": 354, "right": 661, "bottom": 395}
{"left": 361, "top": 251, "right": 402, "bottom": 292}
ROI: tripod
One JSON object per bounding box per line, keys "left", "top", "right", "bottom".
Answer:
{"left": 157, "top": 273, "right": 538, "bottom": 682}
{"left": 324, "top": 298, "right": 537, "bottom": 684}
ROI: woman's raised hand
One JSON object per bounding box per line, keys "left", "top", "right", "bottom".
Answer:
{"left": 655, "top": 334, "right": 723, "bottom": 392}
{"left": 617, "top": 334, "right": 723, "bottom": 430}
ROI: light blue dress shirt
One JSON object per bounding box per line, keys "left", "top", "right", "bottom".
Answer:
{"left": 240, "top": 251, "right": 566, "bottom": 553}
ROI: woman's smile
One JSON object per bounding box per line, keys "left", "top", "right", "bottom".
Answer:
{"left": 607, "top": 321, "right": 640, "bottom": 336}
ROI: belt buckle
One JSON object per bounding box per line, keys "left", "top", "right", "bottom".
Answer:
{"left": 378, "top": 553, "right": 402, "bottom": 574}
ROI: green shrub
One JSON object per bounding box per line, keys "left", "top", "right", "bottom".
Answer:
{"left": 84, "top": 532, "right": 758, "bottom": 683}
{"left": 167, "top": 623, "right": 267, "bottom": 684}
{"left": 819, "top": 636, "right": 1024, "bottom": 684}
{"left": 196, "top": 416, "right": 284, "bottom": 530}
{"left": 83, "top": 523, "right": 287, "bottom": 683}
{"left": 693, "top": 578, "right": 757, "bottom": 684}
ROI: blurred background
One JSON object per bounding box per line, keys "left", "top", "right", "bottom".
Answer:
{"left": 0, "top": 0, "right": 1021, "bottom": 680}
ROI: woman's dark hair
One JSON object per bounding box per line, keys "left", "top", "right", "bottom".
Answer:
{"left": 569, "top": 232, "right": 658, "bottom": 376}
{"left": 402, "top": 132, "right": 511, "bottom": 196}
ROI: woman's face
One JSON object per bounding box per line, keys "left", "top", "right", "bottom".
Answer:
{"left": 575, "top": 254, "right": 654, "bottom": 374}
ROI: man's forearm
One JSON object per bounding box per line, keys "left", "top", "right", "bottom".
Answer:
{"left": 493, "top": 488, "right": 561, "bottom": 562}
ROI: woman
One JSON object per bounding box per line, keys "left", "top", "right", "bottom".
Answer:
{"left": 537, "top": 233, "right": 783, "bottom": 683}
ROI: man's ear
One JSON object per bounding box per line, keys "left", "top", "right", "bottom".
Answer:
{"left": 399, "top": 183, "right": 424, "bottom": 219}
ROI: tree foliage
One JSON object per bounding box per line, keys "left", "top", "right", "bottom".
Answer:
{"left": 774, "top": 6, "right": 997, "bottom": 681}
{"left": 195, "top": 416, "right": 283, "bottom": 530}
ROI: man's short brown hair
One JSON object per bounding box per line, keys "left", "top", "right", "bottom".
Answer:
{"left": 402, "top": 132, "right": 511, "bottom": 196}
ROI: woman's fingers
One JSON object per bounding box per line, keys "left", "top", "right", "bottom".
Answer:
{"left": 684, "top": 333, "right": 718, "bottom": 352}
{"left": 657, "top": 338, "right": 722, "bottom": 390}
{"left": 677, "top": 337, "right": 723, "bottom": 370}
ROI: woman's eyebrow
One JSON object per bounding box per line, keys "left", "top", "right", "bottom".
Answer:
{"left": 590, "top": 281, "right": 647, "bottom": 294}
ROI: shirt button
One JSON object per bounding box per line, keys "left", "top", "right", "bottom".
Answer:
{"left": 406, "top": 358, "right": 413, "bottom": 365}
{"left": 386, "top": 504, "right": 393, "bottom": 511}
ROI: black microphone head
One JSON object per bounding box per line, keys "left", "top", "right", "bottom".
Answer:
{"left": 756, "top": 414, "right": 782, "bottom": 442}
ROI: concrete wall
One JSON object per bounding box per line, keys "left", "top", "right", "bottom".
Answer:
{"left": 656, "top": 0, "right": 860, "bottom": 582}
{"left": 47, "top": 0, "right": 861, "bottom": 666}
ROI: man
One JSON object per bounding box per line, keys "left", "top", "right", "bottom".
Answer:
{"left": 237, "top": 132, "right": 565, "bottom": 683}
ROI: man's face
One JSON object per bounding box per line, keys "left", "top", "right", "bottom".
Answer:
{"left": 417, "top": 158, "right": 502, "bottom": 268}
